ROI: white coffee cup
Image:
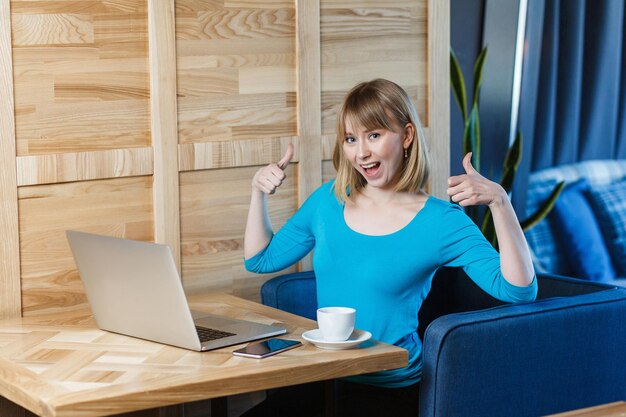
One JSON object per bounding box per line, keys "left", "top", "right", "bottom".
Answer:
{"left": 317, "top": 307, "right": 356, "bottom": 341}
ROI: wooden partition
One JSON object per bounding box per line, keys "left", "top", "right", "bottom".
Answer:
{"left": 0, "top": 0, "right": 449, "bottom": 318}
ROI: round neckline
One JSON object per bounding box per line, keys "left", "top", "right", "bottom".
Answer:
{"left": 341, "top": 195, "right": 433, "bottom": 237}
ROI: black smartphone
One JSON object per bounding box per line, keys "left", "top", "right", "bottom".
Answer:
{"left": 232, "top": 338, "right": 302, "bottom": 358}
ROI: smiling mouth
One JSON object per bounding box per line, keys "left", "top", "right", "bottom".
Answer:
{"left": 360, "top": 162, "right": 381, "bottom": 176}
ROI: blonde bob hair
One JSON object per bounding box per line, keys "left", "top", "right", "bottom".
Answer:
{"left": 332, "top": 79, "right": 431, "bottom": 203}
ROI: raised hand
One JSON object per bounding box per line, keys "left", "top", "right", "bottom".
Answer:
{"left": 252, "top": 144, "right": 294, "bottom": 195}
{"left": 446, "top": 152, "right": 506, "bottom": 208}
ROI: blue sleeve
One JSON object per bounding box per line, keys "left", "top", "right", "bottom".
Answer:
{"left": 438, "top": 203, "right": 537, "bottom": 302}
{"left": 244, "top": 186, "right": 324, "bottom": 274}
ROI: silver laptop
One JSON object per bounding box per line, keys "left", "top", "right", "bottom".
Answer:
{"left": 66, "top": 230, "right": 286, "bottom": 351}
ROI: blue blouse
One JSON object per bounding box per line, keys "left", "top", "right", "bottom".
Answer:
{"left": 245, "top": 180, "right": 537, "bottom": 388}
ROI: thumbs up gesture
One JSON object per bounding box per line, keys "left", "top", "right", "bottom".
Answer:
{"left": 251, "top": 144, "right": 294, "bottom": 195}
{"left": 446, "top": 152, "right": 506, "bottom": 208}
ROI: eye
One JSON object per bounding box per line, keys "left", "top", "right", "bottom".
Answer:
{"left": 344, "top": 136, "right": 356, "bottom": 144}
{"left": 368, "top": 132, "right": 381, "bottom": 140}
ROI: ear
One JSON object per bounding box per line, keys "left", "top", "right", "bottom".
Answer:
{"left": 403, "top": 123, "right": 415, "bottom": 149}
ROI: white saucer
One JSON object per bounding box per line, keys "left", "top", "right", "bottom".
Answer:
{"left": 302, "top": 329, "right": 372, "bottom": 350}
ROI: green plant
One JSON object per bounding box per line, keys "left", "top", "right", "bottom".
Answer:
{"left": 450, "top": 47, "right": 564, "bottom": 248}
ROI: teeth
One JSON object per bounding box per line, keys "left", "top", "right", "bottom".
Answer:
{"left": 362, "top": 163, "right": 378, "bottom": 169}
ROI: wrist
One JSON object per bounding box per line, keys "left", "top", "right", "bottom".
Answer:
{"left": 488, "top": 185, "right": 508, "bottom": 208}
{"left": 250, "top": 187, "right": 267, "bottom": 202}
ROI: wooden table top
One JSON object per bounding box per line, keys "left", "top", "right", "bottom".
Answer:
{"left": 0, "top": 293, "right": 407, "bottom": 417}
{"left": 545, "top": 401, "right": 626, "bottom": 417}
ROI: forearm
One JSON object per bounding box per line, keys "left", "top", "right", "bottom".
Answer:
{"left": 489, "top": 192, "right": 535, "bottom": 286}
{"left": 244, "top": 190, "right": 274, "bottom": 259}
{"left": 447, "top": 153, "right": 535, "bottom": 288}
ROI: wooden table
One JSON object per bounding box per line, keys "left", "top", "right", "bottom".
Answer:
{"left": 544, "top": 401, "right": 626, "bottom": 416}
{"left": 0, "top": 293, "right": 407, "bottom": 417}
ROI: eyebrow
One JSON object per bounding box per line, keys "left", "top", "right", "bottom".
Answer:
{"left": 344, "top": 126, "right": 383, "bottom": 136}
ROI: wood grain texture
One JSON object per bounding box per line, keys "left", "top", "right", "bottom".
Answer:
{"left": 11, "top": 13, "right": 94, "bottom": 46}
{"left": 320, "top": 1, "right": 427, "bottom": 134}
{"left": 0, "top": 293, "right": 407, "bottom": 417}
{"left": 426, "top": 0, "right": 449, "bottom": 198}
{"left": 0, "top": 0, "right": 23, "bottom": 319}
{"left": 295, "top": 8, "right": 322, "bottom": 179}
{"left": 10, "top": 2, "right": 147, "bottom": 14}
{"left": 16, "top": 148, "right": 153, "bottom": 186}
{"left": 178, "top": 137, "right": 299, "bottom": 171}
{"left": 320, "top": 133, "right": 335, "bottom": 160}
{"left": 295, "top": 0, "right": 322, "bottom": 271}
{"left": 225, "top": 1, "right": 293, "bottom": 8}
{"left": 149, "top": 0, "right": 181, "bottom": 269}
{"left": 11, "top": 1, "right": 150, "bottom": 156}
{"left": 14, "top": 100, "right": 150, "bottom": 155}
{"left": 322, "top": 160, "right": 336, "bottom": 183}
{"left": 175, "top": 0, "right": 297, "bottom": 144}
{"left": 18, "top": 177, "right": 154, "bottom": 317}
{"left": 179, "top": 166, "right": 299, "bottom": 301}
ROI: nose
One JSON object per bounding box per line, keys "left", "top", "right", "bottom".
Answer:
{"left": 357, "top": 139, "right": 370, "bottom": 160}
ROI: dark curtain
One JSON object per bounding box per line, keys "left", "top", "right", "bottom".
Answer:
{"left": 514, "top": 0, "right": 626, "bottom": 216}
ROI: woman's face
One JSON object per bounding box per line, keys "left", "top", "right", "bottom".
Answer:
{"left": 342, "top": 117, "right": 412, "bottom": 191}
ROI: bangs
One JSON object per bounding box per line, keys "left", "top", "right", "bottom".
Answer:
{"left": 340, "top": 92, "right": 395, "bottom": 134}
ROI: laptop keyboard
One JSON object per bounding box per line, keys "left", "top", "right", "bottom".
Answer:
{"left": 195, "top": 326, "right": 236, "bottom": 342}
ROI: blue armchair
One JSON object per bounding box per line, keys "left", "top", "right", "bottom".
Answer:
{"left": 261, "top": 268, "right": 626, "bottom": 417}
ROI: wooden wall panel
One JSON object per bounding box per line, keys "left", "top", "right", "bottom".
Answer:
{"left": 296, "top": 0, "right": 322, "bottom": 272}
{"left": 175, "top": 0, "right": 297, "bottom": 144}
{"left": 0, "top": 0, "right": 448, "bottom": 317}
{"left": 18, "top": 177, "right": 154, "bottom": 316}
{"left": 149, "top": 0, "right": 181, "bottom": 267}
{"left": 0, "top": 0, "right": 22, "bottom": 319}
{"left": 11, "top": 1, "right": 150, "bottom": 156}
{"left": 16, "top": 148, "right": 153, "bottom": 186}
{"left": 320, "top": 1, "right": 427, "bottom": 134}
{"left": 179, "top": 165, "right": 298, "bottom": 301}
{"left": 178, "top": 136, "right": 298, "bottom": 172}
{"left": 175, "top": 0, "right": 300, "bottom": 292}
{"left": 426, "top": 0, "right": 450, "bottom": 198}
{"left": 322, "top": 160, "right": 336, "bottom": 184}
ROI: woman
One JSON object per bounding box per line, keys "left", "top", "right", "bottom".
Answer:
{"left": 243, "top": 79, "right": 536, "bottom": 416}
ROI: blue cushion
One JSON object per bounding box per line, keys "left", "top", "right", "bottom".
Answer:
{"left": 525, "top": 160, "right": 626, "bottom": 275}
{"left": 525, "top": 179, "right": 569, "bottom": 274}
{"left": 549, "top": 179, "right": 616, "bottom": 282}
{"left": 260, "top": 271, "right": 317, "bottom": 320}
{"left": 586, "top": 178, "right": 626, "bottom": 276}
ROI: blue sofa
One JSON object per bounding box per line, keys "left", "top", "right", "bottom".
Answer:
{"left": 261, "top": 268, "right": 626, "bottom": 417}
{"left": 525, "top": 159, "right": 626, "bottom": 284}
